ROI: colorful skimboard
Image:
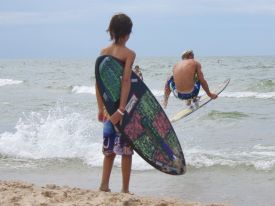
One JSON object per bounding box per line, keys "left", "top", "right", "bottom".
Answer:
{"left": 95, "top": 55, "right": 186, "bottom": 175}
{"left": 170, "top": 79, "right": 230, "bottom": 122}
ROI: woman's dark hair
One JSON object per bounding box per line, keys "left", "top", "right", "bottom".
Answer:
{"left": 107, "top": 13, "right": 132, "bottom": 43}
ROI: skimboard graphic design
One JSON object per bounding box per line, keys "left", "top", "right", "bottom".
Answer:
{"left": 170, "top": 79, "right": 230, "bottom": 122}
{"left": 95, "top": 55, "right": 186, "bottom": 175}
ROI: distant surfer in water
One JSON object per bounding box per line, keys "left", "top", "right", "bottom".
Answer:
{"left": 162, "top": 50, "right": 217, "bottom": 108}
{"left": 95, "top": 13, "right": 136, "bottom": 193}
{"left": 134, "top": 65, "right": 143, "bottom": 80}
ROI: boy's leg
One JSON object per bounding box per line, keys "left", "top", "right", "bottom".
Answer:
{"left": 186, "top": 99, "right": 192, "bottom": 106}
{"left": 121, "top": 155, "right": 132, "bottom": 193}
{"left": 163, "top": 76, "right": 172, "bottom": 108}
{"left": 100, "top": 120, "right": 116, "bottom": 192}
{"left": 186, "top": 96, "right": 200, "bottom": 109}
{"left": 186, "top": 99, "right": 194, "bottom": 109}
{"left": 99, "top": 153, "right": 116, "bottom": 192}
{"left": 163, "top": 87, "right": 171, "bottom": 108}
{"left": 192, "top": 96, "right": 200, "bottom": 107}
{"left": 184, "top": 81, "right": 201, "bottom": 108}
{"left": 114, "top": 135, "right": 133, "bottom": 193}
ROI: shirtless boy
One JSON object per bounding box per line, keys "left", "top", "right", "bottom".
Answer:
{"left": 95, "top": 13, "right": 136, "bottom": 193}
{"left": 163, "top": 50, "right": 217, "bottom": 108}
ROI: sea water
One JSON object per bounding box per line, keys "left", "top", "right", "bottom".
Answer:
{"left": 0, "top": 56, "right": 275, "bottom": 205}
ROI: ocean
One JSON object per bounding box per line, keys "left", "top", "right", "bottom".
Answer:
{"left": 0, "top": 56, "right": 275, "bottom": 206}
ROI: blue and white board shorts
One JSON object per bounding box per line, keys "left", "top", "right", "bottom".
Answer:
{"left": 102, "top": 120, "right": 133, "bottom": 156}
{"left": 167, "top": 76, "right": 201, "bottom": 100}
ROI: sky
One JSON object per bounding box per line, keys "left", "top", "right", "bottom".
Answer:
{"left": 1, "top": 0, "right": 275, "bottom": 58}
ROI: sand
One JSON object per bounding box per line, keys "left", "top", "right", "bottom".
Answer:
{"left": 0, "top": 180, "right": 226, "bottom": 206}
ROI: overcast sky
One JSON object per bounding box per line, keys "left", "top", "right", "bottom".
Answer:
{"left": 1, "top": 0, "right": 275, "bottom": 58}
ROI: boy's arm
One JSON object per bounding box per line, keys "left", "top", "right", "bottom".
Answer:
{"left": 119, "top": 51, "right": 136, "bottom": 110}
{"left": 109, "top": 51, "right": 136, "bottom": 125}
{"left": 196, "top": 62, "right": 217, "bottom": 99}
{"left": 95, "top": 83, "right": 106, "bottom": 122}
{"left": 162, "top": 75, "right": 172, "bottom": 108}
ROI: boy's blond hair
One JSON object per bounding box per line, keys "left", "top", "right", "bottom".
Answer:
{"left": 181, "top": 50, "right": 194, "bottom": 59}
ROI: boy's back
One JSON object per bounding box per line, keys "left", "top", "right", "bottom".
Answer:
{"left": 173, "top": 59, "right": 198, "bottom": 92}
{"left": 101, "top": 44, "right": 135, "bottom": 64}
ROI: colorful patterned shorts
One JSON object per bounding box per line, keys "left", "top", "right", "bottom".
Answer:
{"left": 167, "top": 76, "right": 201, "bottom": 100}
{"left": 102, "top": 120, "right": 133, "bottom": 156}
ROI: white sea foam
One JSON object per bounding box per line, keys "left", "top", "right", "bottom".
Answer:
{"left": 71, "top": 85, "right": 164, "bottom": 97}
{"left": 148, "top": 90, "right": 275, "bottom": 99}
{"left": 1, "top": 102, "right": 274, "bottom": 171}
{"left": 0, "top": 104, "right": 101, "bottom": 163}
{"left": 72, "top": 85, "right": 275, "bottom": 100}
{"left": 71, "top": 82, "right": 275, "bottom": 100}
{"left": 221, "top": 91, "right": 275, "bottom": 99}
{"left": 150, "top": 90, "right": 275, "bottom": 99}
{"left": 71, "top": 86, "right": 95, "bottom": 94}
{"left": 0, "top": 103, "right": 152, "bottom": 169}
{"left": 1, "top": 106, "right": 275, "bottom": 171}
{"left": 150, "top": 89, "right": 164, "bottom": 97}
{"left": 253, "top": 144, "right": 275, "bottom": 150}
{"left": 186, "top": 145, "right": 275, "bottom": 171}
{"left": 0, "top": 79, "right": 23, "bottom": 87}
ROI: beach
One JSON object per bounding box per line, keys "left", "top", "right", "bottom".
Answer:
{"left": 0, "top": 180, "right": 188, "bottom": 206}
{"left": 0, "top": 180, "right": 227, "bottom": 206}
{"left": 1, "top": 56, "right": 275, "bottom": 205}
